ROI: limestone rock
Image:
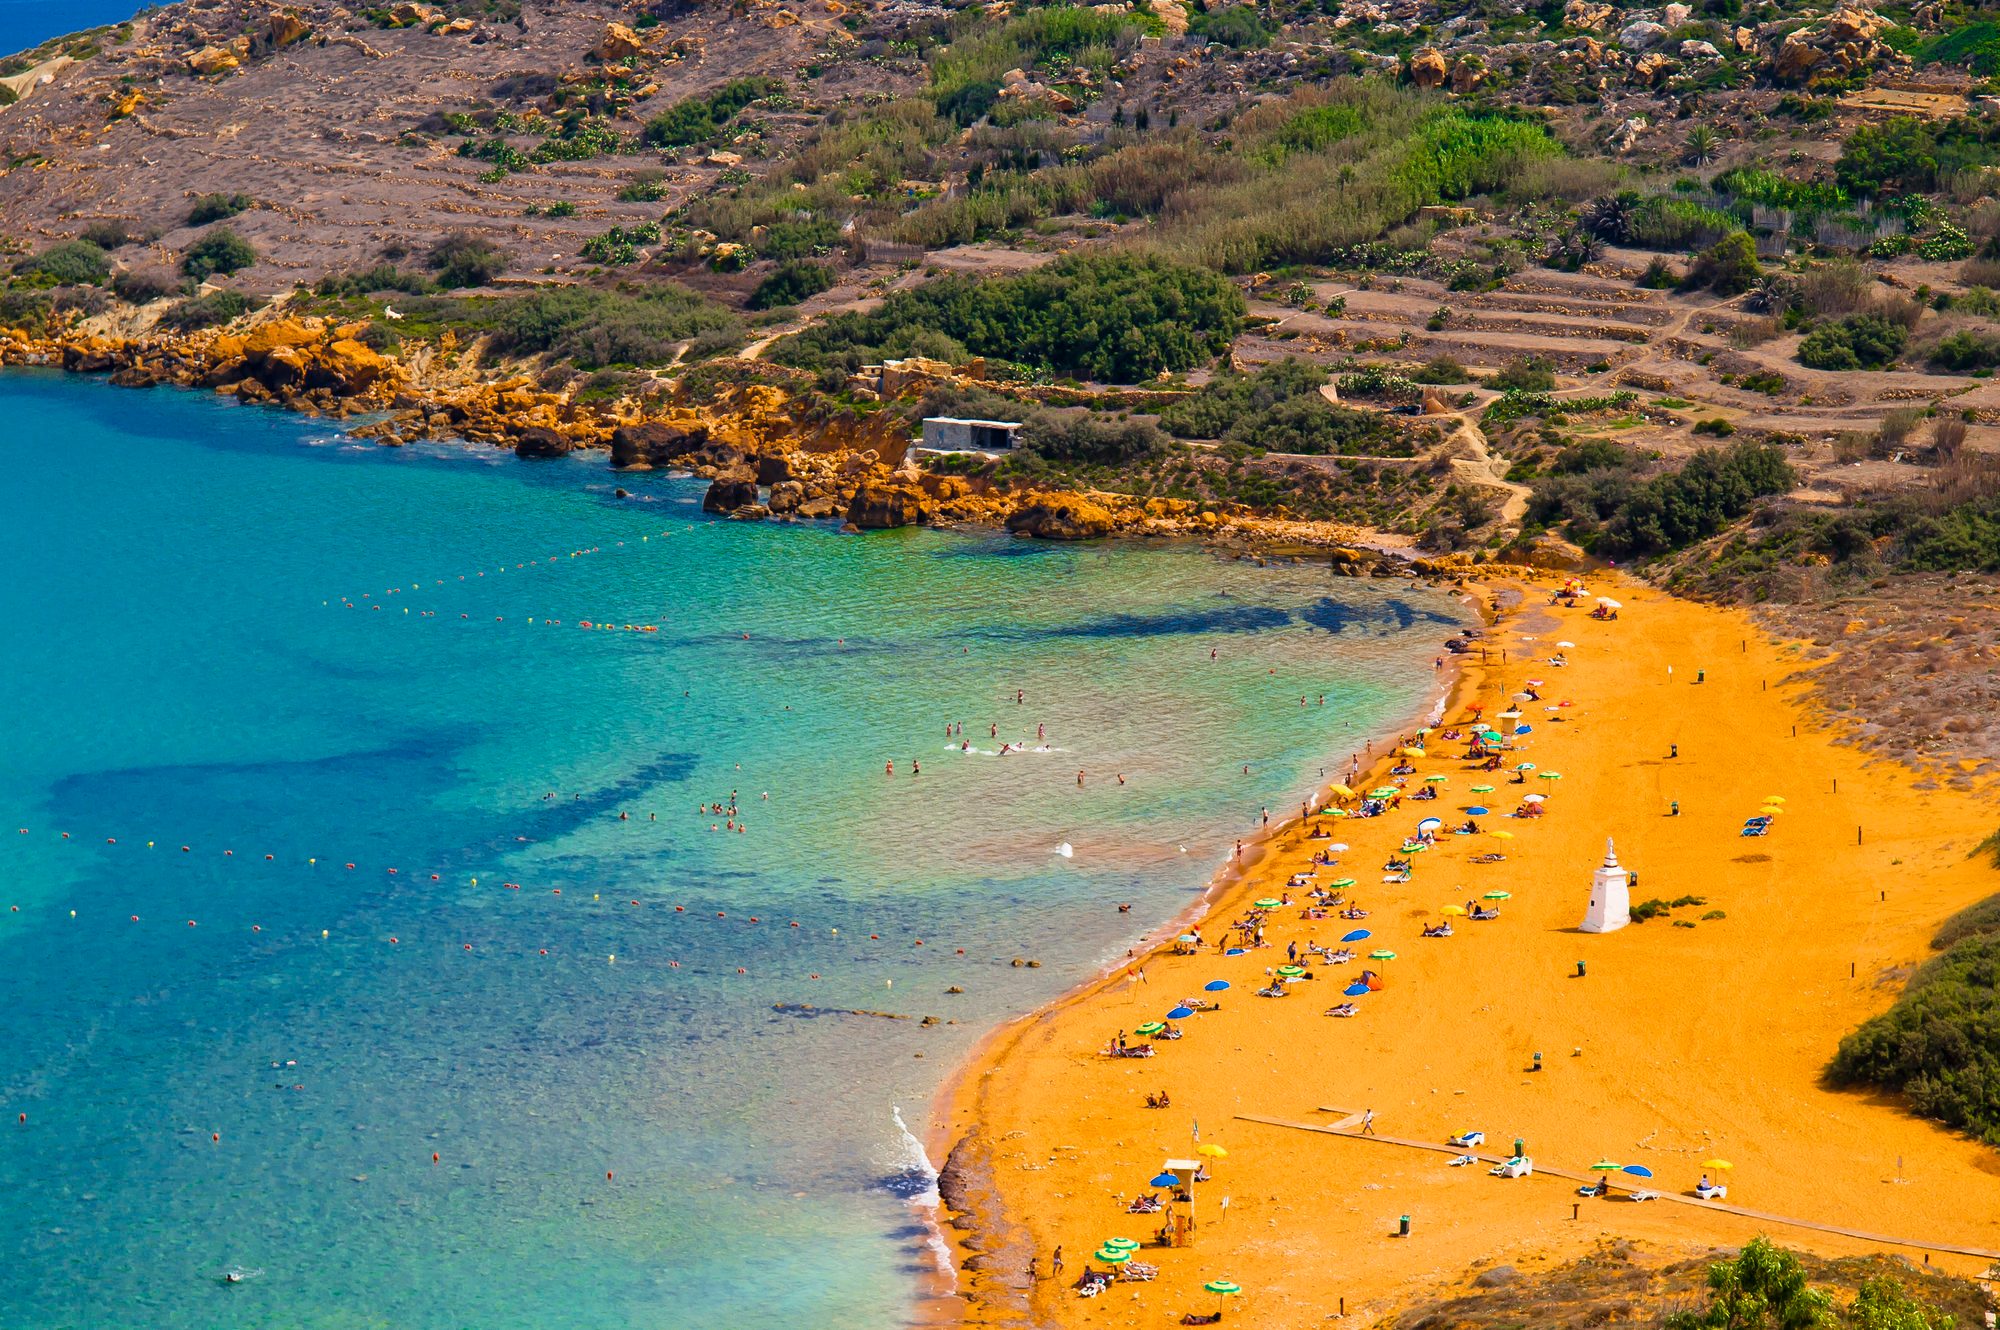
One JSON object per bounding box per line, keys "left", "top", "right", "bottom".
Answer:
{"left": 1407, "top": 46, "right": 1448, "bottom": 87}
{"left": 388, "top": 2, "right": 442, "bottom": 25}
{"left": 703, "top": 475, "right": 761, "bottom": 512}
{"left": 267, "top": 9, "right": 311, "bottom": 46}
{"left": 1680, "top": 38, "right": 1720, "bottom": 57}
{"left": 610, "top": 421, "right": 711, "bottom": 469}
{"left": 846, "top": 479, "right": 929, "bottom": 529}
{"left": 514, "top": 427, "right": 572, "bottom": 458}
{"left": 316, "top": 337, "right": 392, "bottom": 390}
{"left": 1633, "top": 51, "right": 1674, "bottom": 81}
{"left": 768, "top": 480, "right": 806, "bottom": 514}
{"left": 1151, "top": 0, "right": 1190, "bottom": 33}
{"left": 241, "top": 319, "right": 322, "bottom": 360}
{"left": 1618, "top": 19, "right": 1667, "bottom": 49}
{"left": 1662, "top": 3, "right": 1691, "bottom": 26}
{"left": 187, "top": 43, "right": 241, "bottom": 75}
{"left": 1005, "top": 496, "right": 1114, "bottom": 541}
{"left": 1562, "top": 0, "right": 1615, "bottom": 30}
{"left": 593, "top": 22, "right": 645, "bottom": 61}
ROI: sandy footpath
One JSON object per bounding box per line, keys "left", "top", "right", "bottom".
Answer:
{"left": 929, "top": 570, "right": 2000, "bottom": 1329}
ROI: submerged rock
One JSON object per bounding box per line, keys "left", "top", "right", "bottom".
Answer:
{"left": 513, "top": 427, "right": 572, "bottom": 458}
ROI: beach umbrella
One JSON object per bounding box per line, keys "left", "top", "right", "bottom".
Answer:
{"left": 1424, "top": 774, "right": 1448, "bottom": 783}
{"left": 1470, "top": 784, "right": 1495, "bottom": 793}
{"left": 1135, "top": 1022, "right": 1166, "bottom": 1035}
{"left": 1596, "top": 598, "right": 1621, "bottom": 611}
{"left": 1205, "top": 1279, "right": 1243, "bottom": 1315}
{"left": 1204, "top": 980, "right": 1231, "bottom": 992}
{"left": 1765, "top": 796, "right": 1785, "bottom": 804}
{"left": 1341, "top": 929, "right": 1371, "bottom": 942}
{"left": 1225, "top": 947, "right": 1247, "bottom": 957}
{"left": 1417, "top": 817, "right": 1442, "bottom": 834}
{"left": 1095, "top": 1247, "right": 1133, "bottom": 1265}
{"left": 1277, "top": 964, "right": 1306, "bottom": 977}
{"left": 1590, "top": 1160, "right": 1623, "bottom": 1171}
{"left": 1539, "top": 771, "right": 1563, "bottom": 781}
{"left": 1167, "top": 1006, "right": 1196, "bottom": 1020}
{"left": 1325, "top": 808, "right": 1349, "bottom": 818}
{"left": 1526, "top": 678, "right": 1544, "bottom": 687}
{"left": 1515, "top": 762, "right": 1536, "bottom": 771}
{"left": 1330, "top": 877, "right": 1356, "bottom": 889}
{"left": 1327, "top": 842, "right": 1351, "bottom": 852}
{"left": 1197, "top": 1145, "right": 1228, "bottom": 1158}
{"left": 1255, "top": 898, "right": 1283, "bottom": 910}
{"left": 1369, "top": 949, "right": 1397, "bottom": 960}
{"left": 1702, "top": 1159, "right": 1733, "bottom": 1170}
{"left": 1489, "top": 830, "right": 1515, "bottom": 840}
{"left": 1327, "top": 783, "right": 1355, "bottom": 799}
{"left": 1522, "top": 793, "right": 1546, "bottom": 803}
{"left": 1557, "top": 640, "right": 1577, "bottom": 648}
{"left": 1622, "top": 1165, "right": 1654, "bottom": 1178}
{"left": 1150, "top": 1172, "right": 1181, "bottom": 1188}
{"left": 1516, "top": 724, "right": 1534, "bottom": 734}
{"left": 1103, "top": 1237, "right": 1140, "bottom": 1251}
{"left": 1400, "top": 746, "right": 1426, "bottom": 758}
{"left": 1466, "top": 806, "right": 1490, "bottom": 816}
{"left": 1482, "top": 890, "right": 1511, "bottom": 900}
{"left": 1343, "top": 981, "right": 1369, "bottom": 996}
{"left": 1369, "top": 787, "right": 1400, "bottom": 799}
{"left": 1440, "top": 904, "right": 1467, "bottom": 916}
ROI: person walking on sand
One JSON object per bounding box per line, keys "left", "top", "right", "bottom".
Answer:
{"left": 1361, "top": 1107, "right": 1376, "bottom": 1135}
{"left": 1052, "top": 1246, "right": 1063, "bottom": 1276}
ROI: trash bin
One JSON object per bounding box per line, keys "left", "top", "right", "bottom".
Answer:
{"left": 1399, "top": 1215, "right": 1411, "bottom": 1237}
{"left": 1576, "top": 960, "right": 1587, "bottom": 978}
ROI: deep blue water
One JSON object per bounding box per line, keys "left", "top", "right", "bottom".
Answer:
{"left": 0, "top": 0, "right": 143, "bottom": 56}
{"left": 0, "top": 370, "right": 1463, "bottom": 1328}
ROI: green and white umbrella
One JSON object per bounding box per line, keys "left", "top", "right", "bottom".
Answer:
{"left": 1470, "top": 784, "right": 1495, "bottom": 793}
{"left": 1483, "top": 890, "right": 1511, "bottom": 900}
{"left": 1103, "top": 1237, "right": 1140, "bottom": 1251}
{"left": 1277, "top": 964, "right": 1306, "bottom": 977}
{"left": 1095, "top": 1246, "right": 1133, "bottom": 1265}
{"left": 1134, "top": 1021, "right": 1165, "bottom": 1036}
{"left": 1425, "top": 774, "right": 1448, "bottom": 783}
{"left": 1255, "top": 897, "right": 1283, "bottom": 910}
{"left": 1330, "top": 877, "right": 1356, "bottom": 889}
{"left": 1539, "top": 771, "right": 1563, "bottom": 781}
{"left": 1369, "top": 949, "right": 1397, "bottom": 960}
{"left": 1369, "top": 787, "right": 1400, "bottom": 799}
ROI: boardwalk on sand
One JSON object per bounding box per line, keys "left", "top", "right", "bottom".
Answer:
{"left": 1236, "top": 1112, "right": 2000, "bottom": 1262}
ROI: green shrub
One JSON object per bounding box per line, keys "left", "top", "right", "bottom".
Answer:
{"left": 1798, "top": 312, "right": 1906, "bottom": 370}
{"left": 581, "top": 223, "right": 660, "bottom": 266}
{"left": 1157, "top": 358, "right": 1404, "bottom": 455}
{"left": 1931, "top": 328, "right": 2000, "bottom": 371}
{"left": 490, "top": 283, "right": 739, "bottom": 367}
{"left": 79, "top": 220, "right": 134, "bottom": 249}
{"left": 756, "top": 217, "right": 841, "bottom": 261}
{"left": 111, "top": 269, "right": 180, "bottom": 304}
{"left": 315, "top": 264, "right": 434, "bottom": 297}
{"left": 180, "top": 227, "right": 256, "bottom": 280}
{"left": 15, "top": 239, "right": 111, "bottom": 286}
{"left": 747, "top": 260, "right": 836, "bottom": 309}
{"left": 1693, "top": 417, "right": 1736, "bottom": 436}
{"left": 1527, "top": 440, "right": 1794, "bottom": 559}
{"left": 617, "top": 171, "right": 670, "bottom": 202}
{"left": 426, "top": 233, "right": 508, "bottom": 288}
{"left": 1829, "top": 930, "right": 2000, "bottom": 1144}
{"left": 1490, "top": 356, "right": 1555, "bottom": 392}
{"left": 158, "top": 289, "right": 258, "bottom": 330}
{"left": 1687, "top": 232, "right": 1760, "bottom": 295}
{"left": 642, "top": 77, "right": 782, "bottom": 148}
{"left": 1189, "top": 5, "right": 1273, "bottom": 47}
{"left": 186, "top": 192, "right": 252, "bottom": 225}
{"left": 1410, "top": 356, "right": 1471, "bottom": 384}
{"left": 774, "top": 253, "right": 1243, "bottom": 383}
{"left": 1020, "top": 413, "right": 1170, "bottom": 466}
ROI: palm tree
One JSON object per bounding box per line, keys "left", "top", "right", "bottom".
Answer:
{"left": 1684, "top": 125, "right": 1721, "bottom": 167}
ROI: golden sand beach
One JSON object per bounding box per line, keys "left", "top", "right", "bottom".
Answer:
{"left": 933, "top": 570, "right": 2000, "bottom": 1329}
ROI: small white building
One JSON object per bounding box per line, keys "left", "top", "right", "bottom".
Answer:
{"left": 1579, "top": 838, "right": 1630, "bottom": 933}
{"left": 920, "top": 417, "right": 1021, "bottom": 453}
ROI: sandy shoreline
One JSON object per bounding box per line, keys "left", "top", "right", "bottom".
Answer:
{"left": 915, "top": 584, "right": 1491, "bottom": 1326}
{"left": 926, "top": 567, "right": 2000, "bottom": 1329}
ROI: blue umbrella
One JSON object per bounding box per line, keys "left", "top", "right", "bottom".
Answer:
{"left": 1225, "top": 946, "right": 1247, "bottom": 956}
{"left": 1167, "top": 1006, "right": 1195, "bottom": 1019}
{"left": 1466, "top": 806, "right": 1490, "bottom": 816}
{"left": 1204, "top": 980, "right": 1230, "bottom": 992}
{"left": 1344, "top": 981, "right": 1370, "bottom": 997}
{"left": 1341, "top": 929, "right": 1370, "bottom": 943}
{"left": 1622, "top": 1164, "right": 1654, "bottom": 1178}
{"left": 1150, "top": 1172, "right": 1181, "bottom": 1188}
{"left": 1516, "top": 724, "right": 1533, "bottom": 733}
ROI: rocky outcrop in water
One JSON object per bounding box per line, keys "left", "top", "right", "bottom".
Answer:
{"left": 1004, "top": 495, "right": 1115, "bottom": 541}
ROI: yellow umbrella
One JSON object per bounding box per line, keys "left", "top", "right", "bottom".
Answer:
{"left": 1488, "top": 830, "right": 1515, "bottom": 840}
{"left": 1400, "top": 746, "right": 1426, "bottom": 758}
{"left": 1440, "top": 904, "right": 1467, "bottom": 916}
{"left": 1760, "top": 806, "right": 1784, "bottom": 815}
{"left": 1764, "top": 796, "right": 1785, "bottom": 804}
{"left": 1701, "top": 1158, "right": 1733, "bottom": 1170}
{"left": 1327, "top": 783, "right": 1354, "bottom": 799}
{"left": 1197, "top": 1144, "right": 1228, "bottom": 1158}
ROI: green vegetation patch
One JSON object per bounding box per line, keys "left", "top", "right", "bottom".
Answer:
{"left": 642, "top": 77, "right": 783, "bottom": 149}
{"left": 773, "top": 253, "right": 1243, "bottom": 384}
{"left": 1157, "top": 358, "right": 1406, "bottom": 456}
{"left": 1526, "top": 441, "right": 1794, "bottom": 560}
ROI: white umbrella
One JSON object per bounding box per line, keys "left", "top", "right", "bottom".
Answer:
{"left": 1596, "top": 597, "right": 1622, "bottom": 610}
{"left": 1523, "top": 793, "right": 1546, "bottom": 802}
{"left": 1556, "top": 640, "right": 1576, "bottom": 649}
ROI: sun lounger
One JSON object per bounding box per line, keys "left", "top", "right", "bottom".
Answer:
{"left": 1488, "top": 1156, "right": 1533, "bottom": 1178}
{"left": 1324, "top": 1003, "right": 1359, "bottom": 1017}
{"left": 1448, "top": 1130, "right": 1485, "bottom": 1148}
{"left": 1257, "top": 984, "right": 1287, "bottom": 998}
{"left": 1118, "top": 1261, "right": 1158, "bottom": 1282}
{"left": 1630, "top": 1190, "right": 1659, "bottom": 1202}
{"left": 1078, "top": 1270, "right": 1114, "bottom": 1296}
{"left": 1127, "top": 1194, "right": 1163, "bottom": 1214}
{"left": 1447, "top": 1154, "right": 1476, "bottom": 1167}
{"left": 1105, "top": 1043, "right": 1155, "bottom": 1059}
{"left": 1695, "top": 1183, "right": 1727, "bottom": 1200}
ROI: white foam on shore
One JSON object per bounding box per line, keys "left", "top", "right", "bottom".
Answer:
{"left": 890, "top": 1106, "right": 954, "bottom": 1283}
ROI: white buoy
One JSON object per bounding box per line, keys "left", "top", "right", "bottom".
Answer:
{"left": 1055, "top": 842, "right": 1074, "bottom": 859}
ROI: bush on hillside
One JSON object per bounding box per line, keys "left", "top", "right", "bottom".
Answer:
{"left": 1158, "top": 358, "right": 1402, "bottom": 455}
{"left": 490, "top": 283, "right": 739, "bottom": 367}
{"left": 1189, "top": 5, "right": 1273, "bottom": 47}
{"left": 15, "top": 240, "right": 111, "bottom": 287}
{"left": 1527, "top": 441, "right": 1794, "bottom": 559}
{"left": 1798, "top": 312, "right": 1906, "bottom": 370}
{"left": 180, "top": 228, "right": 256, "bottom": 280}
{"left": 186, "top": 192, "right": 253, "bottom": 225}
{"left": 157, "top": 289, "right": 259, "bottom": 330}
{"left": 747, "top": 260, "right": 836, "bottom": 310}
{"left": 642, "top": 77, "right": 782, "bottom": 148}
{"left": 426, "top": 233, "right": 508, "bottom": 289}
{"left": 1686, "top": 232, "right": 1760, "bottom": 295}
{"left": 1829, "top": 930, "right": 2000, "bottom": 1144}
{"left": 773, "top": 253, "right": 1243, "bottom": 383}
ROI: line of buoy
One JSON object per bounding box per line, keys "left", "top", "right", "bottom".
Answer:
{"left": 324, "top": 531, "right": 673, "bottom": 607}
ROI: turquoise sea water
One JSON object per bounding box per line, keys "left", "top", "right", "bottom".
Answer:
{"left": 0, "top": 370, "right": 1464, "bottom": 1329}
